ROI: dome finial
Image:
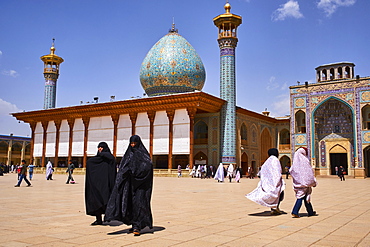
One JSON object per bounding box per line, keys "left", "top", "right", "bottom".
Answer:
{"left": 224, "top": 0, "right": 231, "bottom": 13}
{"left": 50, "top": 38, "right": 56, "bottom": 55}
{"left": 169, "top": 17, "right": 178, "bottom": 33}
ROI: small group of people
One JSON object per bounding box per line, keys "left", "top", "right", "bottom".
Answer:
{"left": 246, "top": 147, "right": 317, "bottom": 218}
{"left": 189, "top": 164, "right": 215, "bottom": 179}
{"left": 84, "top": 135, "right": 153, "bottom": 236}
{"left": 213, "top": 163, "right": 241, "bottom": 183}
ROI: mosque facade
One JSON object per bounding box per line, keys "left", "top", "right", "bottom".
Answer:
{"left": 290, "top": 62, "right": 370, "bottom": 178}
{"left": 12, "top": 3, "right": 291, "bottom": 175}
{"left": 11, "top": 3, "right": 370, "bottom": 178}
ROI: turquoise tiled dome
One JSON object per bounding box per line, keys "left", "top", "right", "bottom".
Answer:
{"left": 140, "top": 29, "right": 205, "bottom": 96}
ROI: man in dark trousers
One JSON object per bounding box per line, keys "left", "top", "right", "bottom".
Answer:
{"left": 15, "top": 160, "right": 31, "bottom": 187}
{"left": 66, "top": 160, "right": 76, "bottom": 184}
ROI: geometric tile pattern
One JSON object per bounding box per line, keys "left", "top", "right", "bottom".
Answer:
{"left": 220, "top": 43, "right": 236, "bottom": 164}
{"left": 140, "top": 30, "right": 205, "bottom": 96}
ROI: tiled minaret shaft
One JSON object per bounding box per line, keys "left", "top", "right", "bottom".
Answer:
{"left": 40, "top": 39, "right": 64, "bottom": 109}
{"left": 213, "top": 2, "right": 242, "bottom": 164}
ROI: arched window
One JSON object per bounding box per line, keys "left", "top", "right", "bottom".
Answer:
{"left": 241, "top": 123, "right": 247, "bottom": 145}
{"left": 194, "top": 121, "right": 208, "bottom": 144}
{"left": 345, "top": 66, "right": 351, "bottom": 78}
{"left": 361, "top": 105, "right": 370, "bottom": 130}
{"left": 0, "top": 141, "right": 8, "bottom": 155}
{"left": 337, "top": 67, "right": 343, "bottom": 79}
{"left": 295, "top": 110, "right": 306, "bottom": 133}
{"left": 330, "top": 68, "right": 335, "bottom": 80}
{"left": 322, "top": 70, "right": 327, "bottom": 81}
{"left": 279, "top": 129, "right": 290, "bottom": 144}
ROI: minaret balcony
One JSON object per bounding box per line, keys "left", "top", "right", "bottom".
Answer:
{"left": 218, "top": 31, "right": 237, "bottom": 38}
{"left": 43, "top": 68, "right": 58, "bottom": 73}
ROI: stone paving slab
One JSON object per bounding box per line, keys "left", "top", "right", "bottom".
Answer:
{"left": 1, "top": 173, "right": 369, "bottom": 246}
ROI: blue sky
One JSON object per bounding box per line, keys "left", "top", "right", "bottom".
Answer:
{"left": 1, "top": 0, "right": 368, "bottom": 137}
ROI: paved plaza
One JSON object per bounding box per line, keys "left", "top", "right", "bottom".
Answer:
{"left": 1, "top": 173, "right": 370, "bottom": 247}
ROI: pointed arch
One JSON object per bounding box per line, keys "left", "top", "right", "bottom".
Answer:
{"left": 260, "top": 127, "right": 272, "bottom": 164}
{"left": 194, "top": 151, "right": 208, "bottom": 165}
{"left": 194, "top": 120, "right": 208, "bottom": 144}
{"left": 311, "top": 96, "right": 356, "bottom": 158}
{"left": 361, "top": 104, "right": 370, "bottom": 130}
{"left": 240, "top": 122, "right": 247, "bottom": 145}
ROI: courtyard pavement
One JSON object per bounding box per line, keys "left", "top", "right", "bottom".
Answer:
{"left": 1, "top": 173, "right": 369, "bottom": 247}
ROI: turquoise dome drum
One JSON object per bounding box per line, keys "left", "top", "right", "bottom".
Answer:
{"left": 140, "top": 29, "right": 206, "bottom": 96}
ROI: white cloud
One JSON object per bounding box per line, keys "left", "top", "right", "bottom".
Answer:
{"left": 0, "top": 98, "right": 22, "bottom": 116}
{"left": 272, "top": 0, "right": 303, "bottom": 21}
{"left": 1, "top": 69, "right": 19, "bottom": 77}
{"left": 317, "top": 0, "right": 356, "bottom": 17}
{"left": 0, "top": 50, "right": 2, "bottom": 56}
{"left": 271, "top": 94, "right": 290, "bottom": 117}
{"left": 267, "top": 76, "right": 279, "bottom": 90}
{"left": 267, "top": 76, "right": 288, "bottom": 91}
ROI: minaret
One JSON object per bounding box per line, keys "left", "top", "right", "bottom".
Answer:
{"left": 213, "top": 1, "right": 242, "bottom": 165}
{"left": 40, "top": 39, "right": 64, "bottom": 109}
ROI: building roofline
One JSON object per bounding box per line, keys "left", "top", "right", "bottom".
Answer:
{"left": 12, "top": 91, "right": 226, "bottom": 124}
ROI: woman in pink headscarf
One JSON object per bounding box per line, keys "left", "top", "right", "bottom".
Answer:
{"left": 290, "top": 147, "right": 317, "bottom": 218}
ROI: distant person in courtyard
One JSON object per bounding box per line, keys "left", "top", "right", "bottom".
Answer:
{"left": 247, "top": 166, "right": 254, "bottom": 179}
{"left": 66, "top": 160, "right": 76, "bottom": 184}
{"left": 290, "top": 147, "right": 317, "bottom": 218}
{"left": 46, "top": 161, "right": 54, "bottom": 180}
{"left": 338, "top": 166, "right": 346, "bottom": 181}
{"left": 28, "top": 162, "right": 35, "bottom": 180}
{"left": 246, "top": 148, "right": 285, "bottom": 215}
{"left": 189, "top": 165, "right": 196, "bottom": 178}
{"left": 85, "top": 142, "right": 116, "bottom": 226}
{"left": 285, "top": 165, "right": 290, "bottom": 179}
{"left": 177, "top": 164, "right": 182, "bottom": 178}
{"left": 214, "top": 163, "right": 224, "bottom": 182}
{"left": 235, "top": 167, "right": 241, "bottom": 183}
{"left": 14, "top": 160, "right": 31, "bottom": 187}
{"left": 105, "top": 135, "right": 153, "bottom": 236}
{"left": 227, "top": 164, "right": 234, "bottom": 182}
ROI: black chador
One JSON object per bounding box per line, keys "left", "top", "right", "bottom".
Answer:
{"left": 85, "top": 142, "right": 116, "bottom": 225}
{"left": 105, "top": 135, "right": 153, "bottom": 236}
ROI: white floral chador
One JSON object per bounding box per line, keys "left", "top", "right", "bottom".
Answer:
{"left": 289, "top": 148, "right": 317, "bottom": 202}
{"left": 246, "top": 155, "right": 285, "bottom": 208}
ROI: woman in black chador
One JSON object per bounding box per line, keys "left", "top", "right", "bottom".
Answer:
{"left": 85, "top": 142, "right": 116, "bottom": 225}
{"left": 105, "top": 135, "right": 153, "bottom": 236}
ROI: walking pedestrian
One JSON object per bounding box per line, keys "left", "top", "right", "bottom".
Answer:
{"left": 214, "top": 163, "right": 224, "bottom": 182}
{"left": 105, "top": 135, "right": 153, "bottom": 236}
{"left": 14, "top": 160, "right": 31, "bottom": 187}
{"left": 28, "top": 163, "right": 35, "bottom": 180}
{"left": 338, "top": 166, "right": 346, "bottom": 181}
{"left": 290, "top": 147, "right": 317, "bottom": 218}
{"left": 66, "top": 160, "right": 76, "bottom": 184}
{"left": 246, "top": 148, "right": 285, "bottom": 215}
{"left": 227, "top": 164, "right": 234, "bottom": 182}
{"left": 46, "top": 161, "right": 54, "bottom": 180}
{"left": 177, "top": 164, "right": 182, "bottom": 178}
{"left": 85, "top": 142, "right": 116, "bottom": 226}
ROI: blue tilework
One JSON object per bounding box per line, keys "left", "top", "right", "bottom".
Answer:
{"left": 139, "top": 32, "right": 205, "bottom": 96}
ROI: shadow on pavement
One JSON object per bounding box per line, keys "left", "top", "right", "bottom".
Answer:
{"left": 107, "top": 226, "right": 165, "bottom": 235}
{"left": 248, "top": 211, "right": 288, "bottom": 217}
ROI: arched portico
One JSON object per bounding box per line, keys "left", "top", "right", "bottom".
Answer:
{"left": 312, "top": 97, "right": 355, "bottom": 176}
